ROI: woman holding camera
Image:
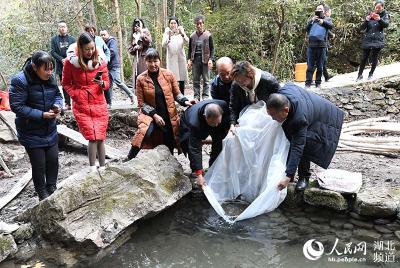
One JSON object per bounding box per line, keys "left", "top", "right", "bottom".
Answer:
{"left": 62, "top": 32, "right": 110, "bottom": 172}
{"left": 356, "top": 0, "right": 390, "bottom": 81}
{"left": 10, "top": 51, "right": 63, "bottom": 200}
{"left": 162, "top": 16, "right": 189, "bottom": 94}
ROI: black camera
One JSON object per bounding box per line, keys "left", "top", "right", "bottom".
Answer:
{"left": 315, "top": 10, "right": 324, "bottom": 19}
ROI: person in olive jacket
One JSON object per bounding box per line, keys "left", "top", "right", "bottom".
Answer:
{"left": 10, "top": 51, "right": 63, "bottom": 200}
{"left": 356, "top": 0, "right": 390, "bottom": 81}
{"left": 266, "top": 83, "right": 344, "bottom": 191}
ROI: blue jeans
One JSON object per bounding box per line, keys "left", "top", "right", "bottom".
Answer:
{"left": 105, "top": 68, "right": 134, "bottom": 105}
{"left": 306, "top": 47, "right": 326, "bottom": 86}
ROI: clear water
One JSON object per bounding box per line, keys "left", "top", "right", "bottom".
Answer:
{"left": 95, "top": 196, "right": 399, "bottom": 268}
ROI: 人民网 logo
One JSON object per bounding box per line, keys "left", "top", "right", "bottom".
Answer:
{"left": 303, "top": 239, "right": 325, "bottom": 260}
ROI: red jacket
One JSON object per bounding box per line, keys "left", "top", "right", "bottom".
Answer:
{"left": 62, "top": 59, "right": 110, "bottom": 141}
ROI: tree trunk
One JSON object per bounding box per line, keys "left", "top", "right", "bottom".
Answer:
{"left": 75, "top": 0, "right": 85, "bottom": 31}
{"left": 172, "top": 0, "right": 176, "bottom": 16}
{"left": 271, "top": 4, "right": 285, "bottom": 75}
{"left": 135, "top": 0, "right": 142, "bottom": 17}
{"left": 89, "top": 0, "right": 97, "bottom": 28}
{"left": 112, "top": 0, "right": 125, "bottom": 82}
{"left": 163, "top": 0, "right": 168, "bottom": 27}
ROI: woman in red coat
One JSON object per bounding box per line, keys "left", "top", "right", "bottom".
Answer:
{"left": 62, "top": 32, "right": 110, "bottom": 172}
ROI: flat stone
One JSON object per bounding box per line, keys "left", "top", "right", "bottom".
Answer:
{"left": 354, "top": 191, "right": 398, "bottom": 218}
{"left": 303, "top": 187, "right": 348, "bottom": 211}
{"left": 310, "top": 216, "right": 330, "bottom": 224}
{"left": 387, "top": 106, "right": 399, "bottom": 113}
{"left": 336, "top": 230, "right": 353, "bottom": 240}
{"left": 373, "top": 225, "right": 393, "bottom": 234}
{"left": 395, "top": 231, "right": 400, "bottom": 240}
{"left": 290, "top": 217, "right": 312, "bottom": 226}
{"left": 0, "top": 221, "right": 19, "bottom": 234}
{"left": 281, "top": 183, "right": 304, "bottom": 208}
{"left": 349, "top": 219, "right": 374, "bottom": 229}
{"left": 330, "top": 219, "right": 345, "bottom": 229}
{"left": 353, "top": 229, "right": 381, "bottom": 241}
{"left": 24, "top": 146, "right": 192, "bottom": 254}
{"left": 374, "top": 218, "right": 392, "bottom": 225}
{"left": 12, "top": 223, "right": 34, "bottom": 243}
{"left": 386, "top": 222, "right": 400, "bottom": 231}
{"left": 343, "top": 223, "right": 354, "bottom": 230}
{"left": 0, "top": 233, "right": 18, "bottom": 262}
{"left": 350, "top": 212, "right": 366, "bottom": 220}
{"left": 349, "top": 110, "right": 363, "bottom": 116}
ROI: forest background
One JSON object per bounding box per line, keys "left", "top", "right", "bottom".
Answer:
{"left": 0, "top": 0, "right": 399, "bottom": 83}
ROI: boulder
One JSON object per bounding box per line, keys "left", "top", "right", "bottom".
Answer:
{"left": 303, "top": 187, "right": 348, "bottom": 211}
{"left": 0, "top": 233, "right": 17, "bottom": 262}
{"left": 354, "top": 191, "right": 399, "bottom": 218}
{"left": 13, "top": 223, "right": 34, "bottom": 243}
{"left": 24, "top": 146, "right": 191, "bottom": 254}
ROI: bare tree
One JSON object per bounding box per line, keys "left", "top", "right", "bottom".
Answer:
{"left": 88, "top": 0, "right": 97, "bottom": 28}
{"left": 112, "top": 0, "right": 125, "bottom": 82}
{"left": 271, "top": 4, "right": 286, "bottom": 74}
{"left": 135, "top": 0, "right": 142, "bottom": 17}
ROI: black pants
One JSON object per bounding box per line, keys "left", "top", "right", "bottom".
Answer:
{"left": 178, "top": 81, "right": 185, "bottom": 95}
{"left": 323, "top": 49, "right": 329, "bottom": 80}
{"left": 358, "top": 48, "right": 382, "bottom": 77}
{"left": 58, "top": 73, "right": 71, "bottom": 106}
{"left": 127, "top": 123, "right": 175, "bottom": 160}
{"left": 298, "top": 157, "right": 311, "bottom": 179}
{"left": 26, "top": 143, "right": 59, "bottom": 191}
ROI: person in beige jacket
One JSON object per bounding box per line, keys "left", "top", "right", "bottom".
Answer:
{"left": 162, "top": 16, "right": 189, "bottom": 94}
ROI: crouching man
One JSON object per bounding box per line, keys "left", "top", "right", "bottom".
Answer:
{"left": 180, "top": 99, "right": 230, "bottom": 186}
{"left": 266, "top": 83, "right": 344, "bottom": 191}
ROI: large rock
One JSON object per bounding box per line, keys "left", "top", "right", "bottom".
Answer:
{"left": 303, "top": 187, "right": 348, "bottom": 211}
{"left": 24, "top": 146, "right": 191, "bottom": 254}
{"left": 354, "top": 191, "right": 399, "bottom": 218}
{"left": 0, "top": 233, "right": 18, "bottom": 262}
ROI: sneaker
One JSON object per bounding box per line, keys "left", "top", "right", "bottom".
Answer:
{"left": 325, "top": 75, "right": 334, "bottom": 82}
{"left": 98, "top": 166, "right": 106, "bottom": 172}
{"left": 89, "top": 165, "right": 97, "bottom": 173}
{"left": 355, "top": 75, "right": 363, "bottom": 82}
{"left": 36, "top": 188, "right": 49, "bottom": 201}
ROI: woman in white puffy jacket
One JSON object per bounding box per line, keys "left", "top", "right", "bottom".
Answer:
{"left": 162, "top": 16, "right": 189, "bottom": 94}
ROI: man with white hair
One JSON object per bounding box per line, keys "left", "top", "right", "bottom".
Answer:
{"left": 211, "top": 57, "right": 234, "bottom": 104}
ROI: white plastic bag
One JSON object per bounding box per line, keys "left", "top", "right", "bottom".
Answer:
{"left": 204, "top": 101, "right": 290, "bottom": 223}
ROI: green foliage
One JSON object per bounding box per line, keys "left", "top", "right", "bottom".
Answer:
{"left": 0, "top": 0, "right": 400, "bottom": 82}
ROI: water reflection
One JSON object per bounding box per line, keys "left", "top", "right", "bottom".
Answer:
{"left": 95, "top": 196, "right": 398, "bottom": 268}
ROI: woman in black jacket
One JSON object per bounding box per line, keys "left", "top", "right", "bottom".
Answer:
{"left": 9, "top": 51, "right": 63, "bottom": 200}
{"left": 356, "top": 0, "right": 390, "bottom": 81}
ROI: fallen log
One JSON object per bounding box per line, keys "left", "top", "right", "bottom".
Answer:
{"left": 57, "top": 124, "right": 125, "bottom": 159}
{"left": 0, "top": 154, "right": 12, "bottom": 176}
{"left": 0, "top": 170, "right": 31, "bottom": 211}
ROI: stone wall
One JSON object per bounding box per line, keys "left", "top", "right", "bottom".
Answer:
{"left": 318, "top": 77, "right": 400, "bottom": 121}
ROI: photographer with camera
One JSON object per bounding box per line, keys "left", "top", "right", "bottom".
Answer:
{"left": 305, "top": 4, "right": 333, "bottom": 89}
{"left": 356, "top": 0, "right": 390, "bottom": 81}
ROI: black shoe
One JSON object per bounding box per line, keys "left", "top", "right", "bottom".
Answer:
{"left": 295, "top": 177, "right": 309, "bottom": 191}
{"left": 36, "top": 188, "right": 49, "bottom": 201}
{"left": 368, "top": 74, "right": 373, "bottom": 80}
{"left": 315, "top": 84, "right": 321, "bottom": 89}
{"left": 356, "top": 75, "right": 363, "bottom": 82}
{"left": 46, "top": 184, "right": 57, "bottom": 196}
{"left": 305, "top": 84, "right": 311, "bottom": 89}
{"left": 325, "top": 75, "right": 333, "bottom": 82}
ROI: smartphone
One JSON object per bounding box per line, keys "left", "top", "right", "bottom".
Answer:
{"left": 315, "top": 10, "right": 323, "bottom": 18}
{"left": 94, "top": 71, "right": 103, "bottom": 80}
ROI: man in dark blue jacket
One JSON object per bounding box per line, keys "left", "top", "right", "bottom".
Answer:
{"left": 50, "top": 21, "right": 75, "bottom": 110}
{"left": 180, "top": 99, "right": 230, "bottom": 186}
{"left": 100, "top": 30, "right": 135, "bottom": 107}
{"left": 305, "top": 4, "right": 334, "bottom": 89}
{"left": 210, "top": 57, "right": 233, "bottom": 104}
{"left": 266, "top": 83, "right": 344, "bottom": 191}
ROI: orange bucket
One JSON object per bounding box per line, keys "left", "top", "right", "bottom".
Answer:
{"left": 0, "top": 72, "right": 10, "bottom": 111}
{"left": 294, "top": 63, "right": 316, "bottom": 82}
